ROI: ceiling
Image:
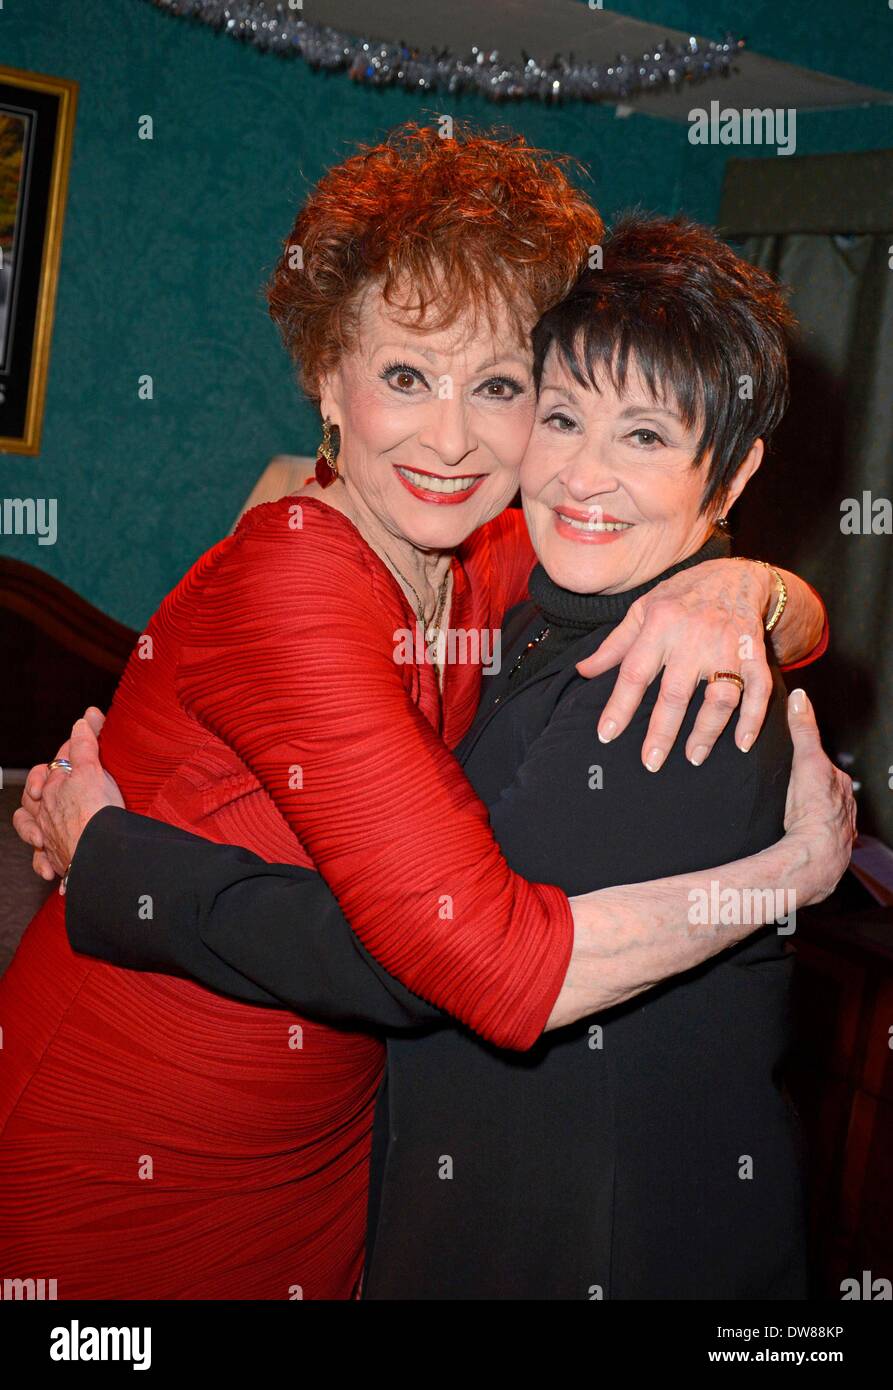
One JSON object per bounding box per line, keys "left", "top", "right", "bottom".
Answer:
{"left": 282, "top": 0, "right": 893, "bottom": 120}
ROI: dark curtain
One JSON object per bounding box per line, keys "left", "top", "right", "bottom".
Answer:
{"left": 731, "top": 231, "right": 893, "bottom": 845}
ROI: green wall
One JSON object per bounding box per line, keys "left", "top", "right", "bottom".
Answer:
{"left": 1, "top": 0, "right": 891, "bottom": 626}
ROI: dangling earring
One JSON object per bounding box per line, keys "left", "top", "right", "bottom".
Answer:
{"left": 314, "top": 417, "right": 340, "bottom": 488}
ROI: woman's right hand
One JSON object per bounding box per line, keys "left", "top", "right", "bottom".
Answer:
{"left": 13, "top": 706, "right": 120, "bottom": 880}
{"left": 783, "top": 688, "right": 856, "bottom": 906}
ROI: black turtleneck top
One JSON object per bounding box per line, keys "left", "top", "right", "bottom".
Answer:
{"left": 515, "top": 531, "right": 730, "bottom": 688}
{"left": 361, "top": 528, "right": 803, "bottom": 1301}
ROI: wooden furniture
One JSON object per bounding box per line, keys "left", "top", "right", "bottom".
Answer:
{"left": 0, "top": 557, "right": 138, "bottom": 974}
{"left": 0, "top": 556, "right": 136, "bottom": 769}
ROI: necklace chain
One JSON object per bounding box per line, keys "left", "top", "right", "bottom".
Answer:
{"left": 382, "top": 549, "right": 452, "bottom": 685}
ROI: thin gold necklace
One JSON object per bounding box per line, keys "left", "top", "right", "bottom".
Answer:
{"left": 383, "top": 550, "right": 451, "bottom": 684}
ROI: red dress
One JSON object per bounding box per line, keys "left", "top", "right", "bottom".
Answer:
{"left": 0, "top": 498, "right": 573, "bottom": 1300}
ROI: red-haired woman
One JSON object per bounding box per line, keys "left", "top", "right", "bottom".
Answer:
{"left": 1, "top": 125, "right": 829, "bottom": 1299}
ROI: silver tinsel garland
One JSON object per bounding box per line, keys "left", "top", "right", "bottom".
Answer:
{"left": 143, "top": 0, "right": 745, "bottom": 104}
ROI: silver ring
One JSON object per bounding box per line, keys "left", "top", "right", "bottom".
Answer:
{"left": 47, "top": 758, "right": 73, "bottom": 774}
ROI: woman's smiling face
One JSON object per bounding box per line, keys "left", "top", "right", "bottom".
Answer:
{"left": 521, "top": 348, "right": 759, "bottom": 595}
{"left": 319, "top": 289, "right": 537, "bottom": 553}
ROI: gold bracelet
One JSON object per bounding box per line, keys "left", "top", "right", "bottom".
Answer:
{"left": 734, "top": 557, "right": 788, "bottom": 633}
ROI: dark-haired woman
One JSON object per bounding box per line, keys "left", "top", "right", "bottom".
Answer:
{"left": 5, "top": 135, "right": 835, "bottom": 1304}
{"left": 359, "top": 215, "right": 827, "bottom": 1298}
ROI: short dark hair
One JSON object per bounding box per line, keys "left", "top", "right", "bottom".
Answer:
{"left": 531, "top": 215, "right": 797, "bottom": 511}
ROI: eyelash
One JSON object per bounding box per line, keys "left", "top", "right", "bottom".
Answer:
{"left": 380, "top": 361, "right": 424, "bottom": 388}
{"left": 541, "top": 413, "right": 667, "bottom": 448}
{"left": 379, "top": 361, "right": 525, "bottom": 399}
{"left": 542, "top": 411, "right": 578, "bottom": 432}
{"left": 628, "top": 428, "right": 666, "bottom": 447}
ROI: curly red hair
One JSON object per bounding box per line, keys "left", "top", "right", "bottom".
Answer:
{"left": 266, "top": 121, "right": 604, "bottom": 398}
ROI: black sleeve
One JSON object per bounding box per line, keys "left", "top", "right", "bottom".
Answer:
{"left": 65, "top": 806, "right": 441, "bottom": 1032}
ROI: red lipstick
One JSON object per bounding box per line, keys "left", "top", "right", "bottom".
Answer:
{"left": 394, "top": 464, "right": 487, "bottom": 506}
{"left": 552, "top": 505, "right": 634, "bottom": 545}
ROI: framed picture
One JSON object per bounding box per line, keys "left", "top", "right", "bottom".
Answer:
{"left": 0, "top": 66, "right": 77, "bottom": 456}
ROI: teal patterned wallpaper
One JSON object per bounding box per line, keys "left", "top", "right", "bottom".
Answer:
{"left": 1, "top": 0, "right": 891, "bottom": 626}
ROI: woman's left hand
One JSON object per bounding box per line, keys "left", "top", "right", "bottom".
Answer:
{"left": 576, "top": 558, "right": 773, "bottom": 770}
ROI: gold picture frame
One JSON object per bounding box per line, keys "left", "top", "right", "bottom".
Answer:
{"left": 0, "top": 66, "right": 77, "bottom": 456}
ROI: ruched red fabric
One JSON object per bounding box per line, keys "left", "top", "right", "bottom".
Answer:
{"left": 0, "top": 498, "right": 573, "bottom": 1299}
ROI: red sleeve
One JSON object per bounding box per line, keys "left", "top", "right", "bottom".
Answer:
{"left": 175, "top": 499, "right": 572, "bottom": 1050}
{"left": 468, "top": 505, "right": 537, "bottom": 622}
{"left": 779, "top": 582, "right": 829, "bottom": 672}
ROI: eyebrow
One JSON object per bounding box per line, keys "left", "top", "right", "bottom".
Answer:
{"left": 378, "top": 343, "right": 439, "bottom": 366}
{"left": 617, "top": 402, "right": 683, "bottom": 424}
{"left": 378, "top": 344, "right": 529, "bottom": 373}
{"left": 473, "top": 353, "right": 530, "bottom": 374}
{"left": 540, "top": 381, "right": 682, "bottom": 424}
{"left": 540, "top": 381, "right": 580, "bottom": 404}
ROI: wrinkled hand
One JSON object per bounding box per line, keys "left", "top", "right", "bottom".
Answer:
{"left": 783, "top": 689, "right": 856, "bottom": 905}
{"left": 12, "top": 707, "right": 124, "bottom": 884}
{"left": 577, "top": 558, "right": 772, "bottom": 769}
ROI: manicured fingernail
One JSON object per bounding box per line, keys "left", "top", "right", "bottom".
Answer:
{"left": 598, "top": 718, "right": 617, "bottom": 744}
{"left": 645, "top": 747, "right": 665, "bottom": 772}
{"left": 738, "top": 731, "right": 755, "bottom": 752}
{"left": 689, "top": 745, "right": 709, "bottom": 767}
{"left": 790, "top": 688, "right": 806, "bottom": 713}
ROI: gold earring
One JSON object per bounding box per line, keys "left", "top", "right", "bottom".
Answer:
{"left": 314, "top": 417, "right": 340, "bottom": 489}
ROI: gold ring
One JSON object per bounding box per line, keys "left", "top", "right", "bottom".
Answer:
{"left": 709, "top": 671, "right": 745, "bottom": 693}
{"left": 47, "top": 758, "right": 73, "bottom": 774}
